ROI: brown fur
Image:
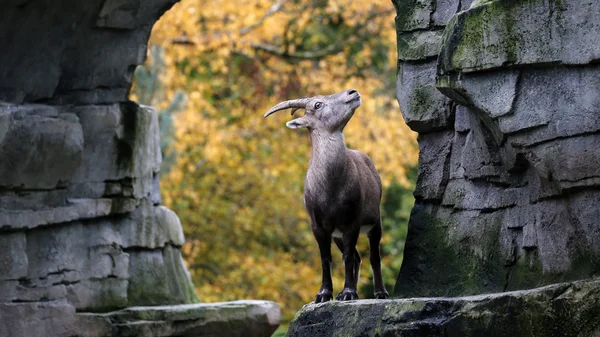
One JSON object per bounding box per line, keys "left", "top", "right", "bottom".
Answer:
{"left": 265, "top": 89, "right": 389, "bottom": 302}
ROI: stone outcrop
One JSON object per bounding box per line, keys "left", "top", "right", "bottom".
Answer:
{"left": 76, "top": 300, "right": 281, "bottom": 337}
{"left": 394, "top": 0, "right": 600, "bottom": 297}
{"left": 1, "top": 300, "right": 280, "bottom": 337}
{"left": 0, "top": 101, "right": 201, "bottom": 335}
{"left": 0, "top": 1, "right": 280, "bottom": 336}
{"left": 0, "top": 0, "right": 178, "bottom": 104}
{"left": 287, "top": 277, "right": 600, "bottom": 337}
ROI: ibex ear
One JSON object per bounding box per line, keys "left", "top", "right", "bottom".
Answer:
{"left": 286, "top": 117, "right": 310, "bottom": 129}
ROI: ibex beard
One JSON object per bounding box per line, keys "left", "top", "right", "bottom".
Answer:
{"left": 264, "top": 89, "right": 389, "bottom": 303}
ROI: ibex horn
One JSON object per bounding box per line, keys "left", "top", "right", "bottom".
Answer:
{"left": 264, "top": 98, "right": 310, "bottom": 118}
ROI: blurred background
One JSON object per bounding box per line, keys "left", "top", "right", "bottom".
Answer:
{"left": 131, "top": 0, "right": 418, "bottom": 332}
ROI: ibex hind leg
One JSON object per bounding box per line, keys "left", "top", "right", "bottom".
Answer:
{"left": 368, "top": 223, "right": 389, "bottom": 299}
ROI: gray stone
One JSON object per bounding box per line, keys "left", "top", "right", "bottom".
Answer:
{"left": 0, "top": 189, "right": 69, "bottom": 210}
{"left": 456, "top": 128, "right": 501, "bottom": 180}
{"left": 441, "top": 179, "right": 522, "bottom": 211}
{"left": 527, "top": 134, "right": 600, "bottom": 190}
{"left": 67, "top": 182, "right": 108, "bottom": 199}
{"left": 0, "top": 280, "right": 68, "bottom": 303}
{"left": 397, "top": 60, "right": 453, "bottom": 132}
{"left": 568, "top": 191, "right": 600, "bottom": 257}
{"left": 288, "top": 278, "right": 600, "bottom": 337}
{"left": 155, "top": 206, "right": 186, "bottom": 247}
{"left": 0, "top": 105, "right": 83, "bottom": 189}
{"left": 453, "top": 105, "right": 477, "bottom": 133}
{"left": 460, "top": 0, "right": 474, "bottom": 10}
{"left": 97, "top": 0, "right": 143, "bottom": 30}
{"left": 67, "top": 278, "right": 129, "bottom": 311}
{"left": 438, "top": 69, "right": 520, "bottom": 118}
{"left": 393, "top": 0, "right": 433, "bottom": 32}
{"left": 397, "top": 30, "right": 444, "bottom": 61}
{"left": 151, "top": 172, "right": 162, "bottom": 205}
{"left": 413, "top": 131, "right": 454, "bottom": 201}
{"left": 0, "top": 232, "right": 27, "bottom": 280}
{"left": 396, "top": 203, "right": 507, "bottom": 297}
{"left": 119, "top": 202, "right": 186, "bottom": 249}
{"left": 0, "top": 301, "right": 78, "bottom": 337}
{"left": 499, "top": 66, "right": 600, "bottom": 145}
{"left": 1, "top": 205, "right": 196, "bottom": 312}
{"left": 162, "top": 245, "right": 199, "bottom": 305}
{"left": 0, "top": 0, "right": 177, "bottom": 104}
{"left": 126, "top": 246, "right": 199, "bottom": 306}
{"left": 20, "top": 221, "right": 131, "bottom": 311}
{"left": 75, "top": 300, "right": 280, "bottom": 337}
{"left": 432, "top": 0, "right": 459, "bottom": 26}
{"left": 0, "top": 2, "right": 245, "bottom": 337}
{"left": 526, "top": 201, "right": 573, "bottom": 273}
{"left": 0, "top": 198, "right": 137, "bottom": 230}
{"left": 438, "top": 0, "right": 600, "bottom": 74}
{"left": 71, "top": 103, "right": 161, "bottom": 196}
{"left": 396, "top": 0, "right": 600, "bottom": 300}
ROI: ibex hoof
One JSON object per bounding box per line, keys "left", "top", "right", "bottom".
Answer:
{"left": 315, "top": 289, "right": 333, "bottom": 303}
{"left": 336, "top": 288, "right": 358, "bottom": 301}
{"left": 374, "top": 290, "right": 389, "bottom": 299}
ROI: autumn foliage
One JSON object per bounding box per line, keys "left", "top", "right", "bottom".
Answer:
{"left": 133, "top": 0, "right": 419, "bottom": 323}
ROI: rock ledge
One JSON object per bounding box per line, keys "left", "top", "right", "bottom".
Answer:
{"left": 287, "top": 278, "right": 600, "bottom": 337}
{"left": 77, "top": 300, "right": 281, "bottom": 337}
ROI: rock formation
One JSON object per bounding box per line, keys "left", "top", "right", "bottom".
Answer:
{"left": 0, "top": 1, "right": 279, "bottom": 336}
{"left": 396, "top": 0, "right": 600, "bottom": 297}
{"left": 288, "top": 0, "right": 600, "bottom": 335}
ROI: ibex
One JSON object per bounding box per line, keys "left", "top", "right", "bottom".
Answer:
{"left": 264, "top": 89, "right": 389, "bottom": 302}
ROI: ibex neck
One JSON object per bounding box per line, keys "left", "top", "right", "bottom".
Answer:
{"left": 308, "top": 130, "right": 348, "bottom": 175}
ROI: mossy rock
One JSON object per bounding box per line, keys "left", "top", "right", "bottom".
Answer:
{"left": 287, "top": 278, "right": 600, "bottom": 337}
{"left": 438, "top": 0, "right": 600, "bottom": 74}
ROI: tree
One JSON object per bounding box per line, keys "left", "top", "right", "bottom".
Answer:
{"left": 133, "top": 0, "right": 419, "bottom": 323}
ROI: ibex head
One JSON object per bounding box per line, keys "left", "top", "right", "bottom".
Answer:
{"left": 264, "top": 89, "right": 361, "bottom": 132}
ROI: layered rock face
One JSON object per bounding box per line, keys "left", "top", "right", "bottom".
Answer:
{"left": 0, "top": 1, "right": 279, "bottom": 336}
{"left": 394, "top": 0, "right": 600, "bottom": 297}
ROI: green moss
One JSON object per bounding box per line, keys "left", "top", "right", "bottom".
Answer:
{"left": 125, "top": 247, "right": 200, "bottom": 306}
{"left": 82, "top": 279, "right": 129, "bottom": 313}
{"left": 451, "top": 7, "right": 485, "bottom": 70}
{"left": 395, "top": 206, "right": 507, "bottom": 297}
{"left": 127, "top": 265, "right": 172, "bottom": 306}
{"left": 394, "top": 0, "right": 419, "bottom": 31}
{"left": 394, "top": 0, "right": 432, "bottom": 32}
{"left": 408, "top": 86, "right": 435, "bottom": 120}
{"left": 440, "top": 0, "right": 554, "bottom": 72}
{"left": 163, "top": 245, "right": 201, "bottom": 304}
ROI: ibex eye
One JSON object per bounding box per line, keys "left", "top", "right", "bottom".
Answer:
{"left": 315, "top": 102, "right": 323, "bottom": 109}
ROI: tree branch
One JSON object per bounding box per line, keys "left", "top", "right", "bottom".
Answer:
{"left": 252, "top": 43, "right": 344, "bottom": 60}
{"left": 240, "top": 0, "right": 288, "bottom": 35}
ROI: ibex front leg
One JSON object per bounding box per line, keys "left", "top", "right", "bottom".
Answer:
{"left": 336, "top": 229, "right": 360, "bottom": 301}
{"left": 313, "top": 226, "right": 333, "bottom": 303}
{"left": 334, "top": 237, "right": 361, "bottom": 289}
